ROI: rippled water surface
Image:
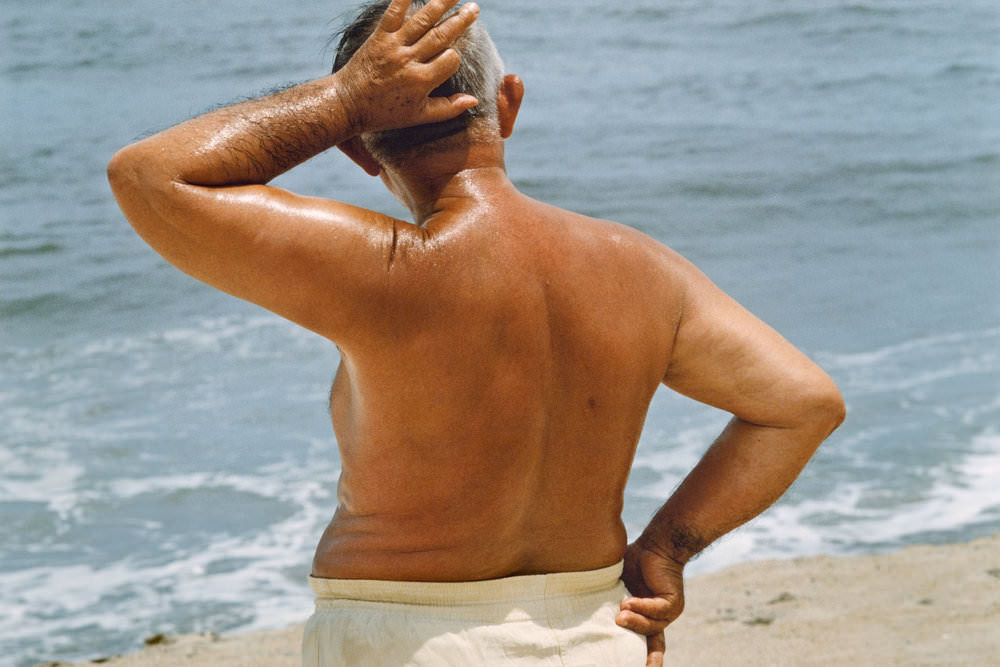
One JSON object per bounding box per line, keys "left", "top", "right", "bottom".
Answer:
{"left": 2, "top": 1, "right": 998, "bottom": 664}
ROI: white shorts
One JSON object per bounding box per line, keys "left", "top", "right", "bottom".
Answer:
{"left": 303, "top": 561, "right": 646, "bottom": 666}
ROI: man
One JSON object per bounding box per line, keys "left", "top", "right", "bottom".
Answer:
{"left": 108, "top": 0, "right": 845, "bottom": 665}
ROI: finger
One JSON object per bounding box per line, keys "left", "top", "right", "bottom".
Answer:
{"left": 410, "top": 2, "right": 479, "bottom": 61}
{"left": 621, "top": 596, "right": 676, "bottom": 621}
{"left": 397, "top": 0, "right": 462, "bottom": 44}
{"left": 646, "top": 632, "right": 665, "bottom": 667}
{"left": 420, "top": 47, "right": 462, "bottom": 90}
{"left": 379, "top": 0, "right": 414, "bottom": 33}
{"left": 418, "top": 93, "right": 478, "bottom": 125}
{"left": 615, "top": 609, "right": 670, "bottom": 636}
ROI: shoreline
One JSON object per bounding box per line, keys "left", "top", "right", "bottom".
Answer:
{"left": 56, "top": 534, "right": 1000, "bottom": 666}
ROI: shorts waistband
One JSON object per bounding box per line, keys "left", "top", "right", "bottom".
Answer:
{"left": 308, "top": 560, "right": 624, "bottom": 606}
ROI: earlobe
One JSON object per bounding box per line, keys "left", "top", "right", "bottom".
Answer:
{"left": 497, "top": 74, "right": 524, "bottom": 139}
{"left": 337, "top": 137, "right": 382, "bottom": 177}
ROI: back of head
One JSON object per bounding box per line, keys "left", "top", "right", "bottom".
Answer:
{"left": 332, "top": 0, "right": 504, "bottom": 166}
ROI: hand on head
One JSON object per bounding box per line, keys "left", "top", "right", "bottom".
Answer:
{"left": 336, "top": 0, "right": 481, "bottom": 136}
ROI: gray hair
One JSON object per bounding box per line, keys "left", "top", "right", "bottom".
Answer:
{"left": 332, "top": 0, "right": 504, "bottom": 165}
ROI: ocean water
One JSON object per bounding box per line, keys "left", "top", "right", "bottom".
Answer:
{"left": 2, "top": 0, "right": 998, "bottom": 664}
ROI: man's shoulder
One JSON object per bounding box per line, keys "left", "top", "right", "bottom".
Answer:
{"left": 548, "top": 205, "right": 684, "bottom": 269}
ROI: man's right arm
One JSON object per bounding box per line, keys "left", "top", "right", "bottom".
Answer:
{"left": 106, "top": 0, "right": 479, "bottom": 343}
{"left": 617, "top": 249, "right": 845, "bottom": 659}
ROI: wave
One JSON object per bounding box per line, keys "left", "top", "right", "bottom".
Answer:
{"left": 0, "top": 243, "right": 61, "bottom": 259}
{"left": 728, "top": 4, "right": 903, "bottom": 30}
{"left": 2, "top": 310, "right": 340, "bottom": 661}
{"left": 937, "top": 62, "right": 999, "bottom": 77}
{"left": 685, "top": 428, "right": 1000, "bottom": 575}
{"left": 0, "top": 452, "right": 340, "bottom": 666}
{"left": 848, "top": 155, "right": 1000, "bottom": 177}
{"left": 0, "top": 293, "right": 68, "bottom": 318}
{"left": 825, "top": 328, "right": 998, "bottom": 366}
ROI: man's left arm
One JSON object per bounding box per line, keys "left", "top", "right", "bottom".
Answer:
{"left": 107, "top": 0, "right": 480, "bottom": 340}
{"left": 616, "top": 251, "right": 845, "bottom": 665}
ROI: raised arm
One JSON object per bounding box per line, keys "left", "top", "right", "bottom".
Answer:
{"left": 106, "top": 0, "right": 479, "bottom": 340}
{"left": 617, "top": 250, "right": 845, "bottom": 665}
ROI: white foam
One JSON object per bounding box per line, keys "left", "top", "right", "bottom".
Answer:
{"left": 679, "top": 428, "right": 1000, "bottom": 575}
{"left": 0, "top": 453, "right": 341, "bottom": 664}
{"left": 70, "top": 314, "right": 329, "bottom": 373}
{"left": 107, "top": 472, "right": 288, "bottom": 501}
{"left": 961, "top": 393, "right": 1000, "bottom": 425}
{"left": 0, "top": 445, "right": 85, "bottom": 513}
{"left": 816, "top": 327, "right": 1000, "bottom": 370}
{"left": 633, "top": 420, "right": 726, "bottom": 483}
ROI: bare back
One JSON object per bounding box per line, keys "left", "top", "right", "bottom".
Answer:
{"left": 313, "top": 190, "right": 682, "bottom": 581}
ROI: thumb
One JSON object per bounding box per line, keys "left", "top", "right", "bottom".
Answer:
{"left": 646, "top": 632, "right": 665, "bottom": 667}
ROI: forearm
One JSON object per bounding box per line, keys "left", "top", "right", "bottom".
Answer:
{"left": 111, "top": 75, "right": 357, "bottom": 187}
{"left": 110, "top": 0, "right": 480, "bottom": 193}
{"left": 638, "top": 414, "right": 837, "bottom": 564}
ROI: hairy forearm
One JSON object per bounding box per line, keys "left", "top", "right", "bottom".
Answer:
{"left": 110, "top": 0, "right": 481, "bottom": 191}
{"left": 112, "top": 75, "right": 356, "bottom": 187}
{"left": 639, "top": 413, "right": 840, "bottom": 564}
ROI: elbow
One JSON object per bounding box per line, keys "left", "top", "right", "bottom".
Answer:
{"left": 107, "top": 144, "right": 178, "bottom": 227}
{"left": 107, "top": 145, "right": 144, "bottom": 198}
{"left": 800, "top": 373, "right": 846, "bottom": 438}
{"left": 107, "top": 142, "right": 174, "bottom": 197}
{"left": 107, "top": 147, "right": 137, "bottom": 207}
{"left": 107, "top": 147, "right": 151, "bottom": 234}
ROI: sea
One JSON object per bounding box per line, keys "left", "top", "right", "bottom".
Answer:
{"left": 2, "top": 0, "right": 997, "bottom": 664}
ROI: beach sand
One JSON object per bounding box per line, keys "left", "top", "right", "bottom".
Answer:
{"left": 55, "top": 534, "right": 1000, "bottom": 666}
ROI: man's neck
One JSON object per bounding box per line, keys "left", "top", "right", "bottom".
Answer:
{"left": 382, "top": 142, "right": 516, "bottom": 225}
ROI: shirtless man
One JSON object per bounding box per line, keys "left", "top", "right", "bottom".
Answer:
{"left": 108, "top": 1, "right": 845, "bottom": 665}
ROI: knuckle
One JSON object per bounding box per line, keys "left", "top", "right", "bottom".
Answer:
{"left": 632, "top": 618, "right": 652, "bottom": 633}
{"left": 624, "top": 616, "right": 645, "bottom": 631}
{"left": 416, "top": 68, "right": 437, "bottom": 85}
{"left": 428, "top": 24, "right": 449, "bottom": 43}
{"left": 438, "top": 49, "right": 461, "bottom": 74}
{"left": 381, "top": 7, "right": 403, "bottom": 28}
{"left": 412, "top": 14, "right": 435, "bottom": 33}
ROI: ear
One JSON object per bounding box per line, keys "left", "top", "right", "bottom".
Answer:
{"left": 497, "top": 74, "right": 524, "bottom": 139}
{"left": 337, "top": 137, "right": 381, "bottom": 177}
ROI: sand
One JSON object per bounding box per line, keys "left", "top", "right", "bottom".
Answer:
{"left": 53, "top": 534, "right": 1000, "bottom": 666}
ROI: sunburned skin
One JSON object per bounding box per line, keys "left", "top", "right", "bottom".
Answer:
{"left": 107, "top": 1, "right": 844, "bottom": 663}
